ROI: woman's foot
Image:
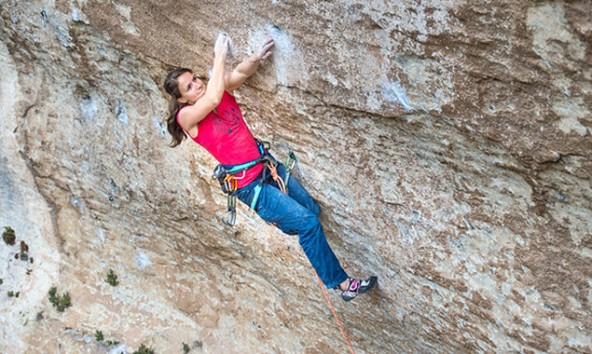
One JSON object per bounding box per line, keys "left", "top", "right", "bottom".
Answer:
{"left": 340, "top": 276, "right": 378, "bottom": 302}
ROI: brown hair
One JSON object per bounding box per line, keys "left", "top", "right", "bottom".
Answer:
{"left": 163, "top": 68, "right": 192, "bottom": 147}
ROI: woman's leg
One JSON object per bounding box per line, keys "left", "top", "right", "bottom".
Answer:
{"left": 237, "top": 181, "right": 348, "bottom": 289}
{"left": 272, "top": 162, "right": 321, "bottom": 217}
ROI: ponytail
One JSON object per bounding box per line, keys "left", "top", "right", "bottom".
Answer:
{"left": 164, "top": 68, "right": 192, "bottom": 148}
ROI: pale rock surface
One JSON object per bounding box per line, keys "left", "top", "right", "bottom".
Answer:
{"left": 0, "top": 0, "right": 591, "bottom": 353}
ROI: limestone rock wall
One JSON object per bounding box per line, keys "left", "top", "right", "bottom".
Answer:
{"left": 0, "top": 0, "right": 590, "bottom": 353}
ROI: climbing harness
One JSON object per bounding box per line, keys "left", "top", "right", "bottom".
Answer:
{"left": 212, "top": 140, "right": 296, "bottom": 226}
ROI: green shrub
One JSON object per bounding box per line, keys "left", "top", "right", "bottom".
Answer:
{"left": 132, "top": 344, "right": 155, "bottom": 354}
{"left": 95, "top": 330, "right": 104, "bottom": 341}
{"left": 106, "top": 269, "right": 119, "bottom": 286}
{"left": 48, "top": 287, "right": 57, "bottom": 303}
{"left": 58, "top": 292, "right": 71, "bottom": 311}
{"left": 48, "top": 286, "right": 72, "bottom": 312}
{"left": 2, "top": 227, "right": 16, "bottom": 245}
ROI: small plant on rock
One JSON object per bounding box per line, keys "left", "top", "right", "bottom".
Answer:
{"left": 3, "top": 226, "right": 16, "bottom": 245}
{"left": 95, "top": 330, "right": 104, "bottom": 341}
{"left": 58, "top": 292, "right": 71, "bottom": 311}
{"left": 17, "top": 240, "right": 29, "bottom": 261}
{"left": 48, "top": 286, "right": 72, "bottom": 312}
{"left": 106, "top": 269, "right": 119, "bottom": 286}
{"left": 48, "top": 287, "right": 57, "bottom": 303}
{"left": 20, "top": 240, "right": 29, "bottom": 253}
{"left": 132, "top": 344, "right": 155, "bottom": 354}
{"left": 183, "top": 342, "right": 190, "bottom": 354}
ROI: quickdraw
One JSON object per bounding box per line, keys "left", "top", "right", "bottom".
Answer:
{"left": 284, "top": 150, "right": 297, "bottom": 189}
{"left": 221, "top": 173, "right": 239, "bottom": 226}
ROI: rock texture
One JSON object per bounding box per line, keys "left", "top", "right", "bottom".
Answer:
{"left": 1, "top": 0, "right": 591, "bottom": 353}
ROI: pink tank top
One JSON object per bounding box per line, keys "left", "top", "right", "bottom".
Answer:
{"left": 177, "top": 91, "right": 263, "bottom": 188}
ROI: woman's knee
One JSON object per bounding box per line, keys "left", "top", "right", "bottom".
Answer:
{"left": 298, "top": 212, "right": 322, "bottom": 235}
{"left": 311, "top": 201, "right": 321, "bottom": 217}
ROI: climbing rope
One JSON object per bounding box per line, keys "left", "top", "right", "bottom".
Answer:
{"left": 314, "top": 271, "right": 356, "bottom": 354}
{"left": 268, "top": 150, "right": 296, "bottom": 195}
{"left": 217, "top": 147, "right": 354, "bottom": 351}
{"left": 267, "top": 162, "right": 287, "bottom": 194}
{"left": 269, "top": 152, "right": 354, "bottom": 352}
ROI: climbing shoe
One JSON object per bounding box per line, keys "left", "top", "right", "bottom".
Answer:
{"left": 340, "top": 276, "right": 378, "bottom": 302}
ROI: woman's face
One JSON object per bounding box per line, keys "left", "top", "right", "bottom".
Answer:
{"left": 176, "top": 71, "right": 205, "bottom": 105}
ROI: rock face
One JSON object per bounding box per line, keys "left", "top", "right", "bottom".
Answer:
{"left": 1, "top": 0, "right": 590, "bottom": 353}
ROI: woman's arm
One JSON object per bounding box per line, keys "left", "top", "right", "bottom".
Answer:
{"left": 225, "top": 36, "right": 274, "bottom": 92}
{"left": 179, "top": 34, "right": 229, "bottom": 130}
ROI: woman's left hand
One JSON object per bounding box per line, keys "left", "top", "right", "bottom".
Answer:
{"left": 256, "top": 36, "right": 275, "bottom": 60}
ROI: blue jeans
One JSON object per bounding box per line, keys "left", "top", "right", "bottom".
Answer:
{"left": 236, "top": 162, "right": 349, "bottom": 289}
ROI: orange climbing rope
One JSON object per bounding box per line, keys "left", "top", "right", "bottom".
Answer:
{"left": 264, "top": 154, "right": 353, "bottom": 351}
{"left": 314, "top": 271, "right": 356, "bottom": 354}
{"left": 267, "top": 162, "right": 287, "bottom": 194}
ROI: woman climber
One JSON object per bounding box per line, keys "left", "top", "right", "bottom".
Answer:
{"left": 163, "top": 32, "right": 377, "bottom": 302}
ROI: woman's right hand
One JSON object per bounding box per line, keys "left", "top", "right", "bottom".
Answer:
{"left": 214, "top": 32, "right": 230, "bottom": 58}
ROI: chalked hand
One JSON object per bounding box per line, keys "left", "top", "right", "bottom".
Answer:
{"left": 256, "top": 36, "right": 274, "bottom": 60}
{"left": 214, "top": 32, "right": 231, "bottom": 58}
